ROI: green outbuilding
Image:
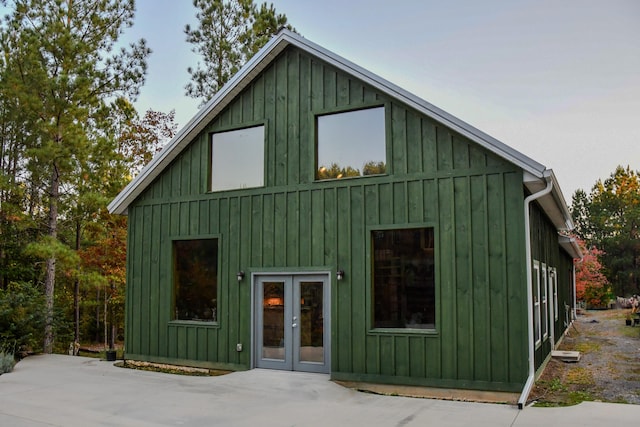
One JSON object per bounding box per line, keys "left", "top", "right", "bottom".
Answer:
{"left": 108, "top": 29, "right": 581, "bottom": 407}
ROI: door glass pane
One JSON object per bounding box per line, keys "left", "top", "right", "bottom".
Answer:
{"left": 299, "top": 281, "right": 323, "bottom": 363}
{"left": 262, "top": 282, "right": 285, "bottom": 360}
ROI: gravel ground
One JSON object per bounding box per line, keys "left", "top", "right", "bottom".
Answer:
{"left": 531, "top": 309, "right": 640, "bottom": 406}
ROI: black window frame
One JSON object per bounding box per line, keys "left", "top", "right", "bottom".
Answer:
{"left": 370, "top": 226, "right": 437, "bottom": 331}
{"left": 171, "top": 237, "right": 220, "bottom": 323}
{"left": 315, "top": 105, "right": 387, "bottom": 181}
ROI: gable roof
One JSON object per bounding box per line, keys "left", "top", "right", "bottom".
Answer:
{"left": 108, "top": 29, "right": 573, "bottom": 232}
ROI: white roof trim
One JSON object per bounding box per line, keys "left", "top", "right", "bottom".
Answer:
{"left": 108, "top": 29, "right": 551, "bottom": 215}
{"left": 559, "top": 235, "right": 583, "bottom": 259}
{"left": 523, "top": 169, "right": 574, "bottom": 232}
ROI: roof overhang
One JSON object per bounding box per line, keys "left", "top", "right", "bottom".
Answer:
{"left": 523, "top": 170, "right": 574, "bottom": 233}
{"left": 559, "top": 234, "right": 583, "bottom": 260}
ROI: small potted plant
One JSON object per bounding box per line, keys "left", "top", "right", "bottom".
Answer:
{"left": 105, "top": 348, "right": 117, "bottom": 361}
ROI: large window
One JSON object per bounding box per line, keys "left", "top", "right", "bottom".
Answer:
{"left": 372, "top": 227, "right": 435, "bottom": 329}
{"left": 316, "top": 107, "right": 386, "bottom": 180}
{"left": 173, "top": 239, "right": 218, "bottom": 322}
{"left": 211, "top": 125, "right": 264, "bottom": 191}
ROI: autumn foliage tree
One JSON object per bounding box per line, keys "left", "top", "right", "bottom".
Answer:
{"left": 572, "top": 166, "right": 640, "bottom": 297}
{"left": 574, "top": 239, "right": 611, "bottom": 308}
{"left": 78, "top": 214, "right": 127, "bottom": 351}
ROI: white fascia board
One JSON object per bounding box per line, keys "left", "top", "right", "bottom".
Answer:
{"left": 109, "top": 29, "right": 551, "bottom": 214}
{"left": 559, "top": 235, "right": 583, "bottom": 259}
{"left": 523, "top": 169, "right": 574, "bottom": 232}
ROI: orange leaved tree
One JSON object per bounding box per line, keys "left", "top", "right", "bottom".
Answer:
{"left": 575, "top": 238, "right": 611, "bottom": 308}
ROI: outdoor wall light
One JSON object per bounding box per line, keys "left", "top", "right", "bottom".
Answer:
{"left": 336, "top": 269, "right": 345, "bottom": 281}
{"left": 237, "top": 271, "right": 245, "bottom": 282}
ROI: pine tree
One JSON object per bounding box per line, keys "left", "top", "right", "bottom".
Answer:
{"left": 185, "top": 0, "right": 290, "bottom": 104}
{"left": 0, "top": 0, "right": 149, "bottom": 353}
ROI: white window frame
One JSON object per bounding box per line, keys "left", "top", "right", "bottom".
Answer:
{"left": 551, "top": 268, "right": 558, "bottom": 322}
{"left": 533, "top": 260, "right": 541, "bottom": 348}
{"left": 541, "top": 263, "right": 548, "bottom": 341}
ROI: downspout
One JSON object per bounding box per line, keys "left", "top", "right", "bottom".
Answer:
{"left": 517, "top": 172, "right": 553, "bottom": 410}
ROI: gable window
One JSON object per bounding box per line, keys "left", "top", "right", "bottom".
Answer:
{"left": 316, "top": 107, "right": 386, "bottom": 180}
{"left": 372, "top": 227, "right": 435, "bottom": 329}
{"left": 173, "top": 239, "right": 218, "bottom": 322}
{"left": 211, "top": 125, "right": 264, "bottom": 191}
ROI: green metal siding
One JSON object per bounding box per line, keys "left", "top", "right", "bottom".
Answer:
{"left": 125, "top": 46, "right": 529, "bottom": 391}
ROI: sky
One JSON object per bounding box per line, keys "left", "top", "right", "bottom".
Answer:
{"left": 124, "top": 0, "right": 640, "bottom": 201}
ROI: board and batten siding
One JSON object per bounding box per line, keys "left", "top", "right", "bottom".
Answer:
{"left": 125, "top": 46, "right": 528, "bottom": 391}
{"left": 529, "top": 202, "right": 576, "bottom": 371}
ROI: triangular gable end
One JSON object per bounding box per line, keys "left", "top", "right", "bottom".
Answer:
{"left": 108, "top": 28, "right": 570, "bottom": 231}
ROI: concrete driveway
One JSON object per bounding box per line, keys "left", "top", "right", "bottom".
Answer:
{"left": 1, "top": 354, "right": 639, "bottom": 426}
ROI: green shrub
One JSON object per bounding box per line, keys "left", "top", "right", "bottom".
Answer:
{"left": 0, "top": 281, "right": 46, "bottom": 354}
{"left": 0, "top": 350, "right": 15, "bottom": 374}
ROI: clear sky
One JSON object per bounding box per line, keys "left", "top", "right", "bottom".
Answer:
{"left": 125, "top": 0, "right": 640, "bottom": 201}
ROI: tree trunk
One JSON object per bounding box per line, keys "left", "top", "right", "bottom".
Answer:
{"left": 103, "top": 287, "right": 108, "bottom": 350}
{"left": 73, "top": 220, "right": 81, "bottom": 354}
{"left": 43, "top": 164, "right": 60, "bottom": 354}
{"left": 95, "top": 286, "right": 100, "bottom": 343}
{"left": 109, "top": 282, "right": 115, "bottom": 350}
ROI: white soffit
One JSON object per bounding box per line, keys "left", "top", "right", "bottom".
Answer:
{"left": 523, "top": 171, "right": 574, "bottom": 232}
{"left": 559, "top": 235, "right": 583, "bottom": 259}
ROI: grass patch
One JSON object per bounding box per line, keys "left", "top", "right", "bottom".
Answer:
{"left": 538, "top": 377, "right": 567, "bottom": 393}
{"left": 115, "top": 360, "right": 231, "bottom": 377}
{"left": 567, "top": 390, "right": 595, "bottom": 405}
{"left": 573, "top": 340, "right": 601, "bottom": 353}
{"left": 565, "top": 367, "right": 595, "bottom": 386}
{"left": 618, "top": 324, "right": 640, "bottom": 338}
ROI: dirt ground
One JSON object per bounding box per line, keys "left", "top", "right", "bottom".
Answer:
{"left": 530, "top": 308, "right": 640, "bottom": 406}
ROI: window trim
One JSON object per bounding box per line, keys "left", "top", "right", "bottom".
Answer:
{"left": 551, "top": 268, "right": 558, "bottom": 322}
{"left": 366, "top": 223, "right": 439, "bottom": 335}
{"left": 169, "top": 234, "right": 222, "bottom": 326}
{"left": 314, "top": 104, "right": 390, "bottom": 182}
{"left": 533, "top": 260, "right": 541, "bottom": 348}
{"left": 541, "top": 263, "right": 548, "bottom": 341}
{"left": 209, "top": 122, "right": 266, "bottom": 193}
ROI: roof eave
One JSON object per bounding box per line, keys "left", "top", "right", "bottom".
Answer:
{"left": 523, "top": 170, "right": 574, "bottom": 233}
{"left": 559, "top": 235, "right": 583, "bottom": 259}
